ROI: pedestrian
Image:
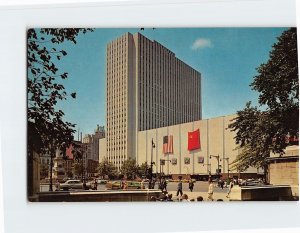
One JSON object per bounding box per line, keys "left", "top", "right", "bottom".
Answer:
{"left": 161, "top": 195, "right": 168, "bottom": 202}
{"left": 159, "top": 178, "right": 164, "bottom": 191}
{"left": 151, "top": 178, "right": 156, "bottom": 189}
{"left": 208, "top": 180, "right": 214, "bottom": 201}
{"left": 123, "top": 181, "right": 128, "bottom": 190}
{"left": 176, "top": 177, "right": 183, "bottom": 197}
{"left": 167, "top": 194, "right": 173, "bottom": 201}
{"left": 226, "top": 179, "right": 234, "bottom": 198}
{"left": 181, "top": 194, "right": 189, "bottom": 202}
{"left": 141, "top": 179, "right": 145, "bottom": 189}
{"left": 188, "top": 179, "right": 194, "bottom": 192}
{"left": 94, "top": 179, "right": 97, "bottom": 190}
{"left": 163, "top": 178, "right": 168, "bottom": 192}
{"left": 196, "top": 196, "right": 203, "bottom": 202}
{"left": 56, "top": 179, "right": 60, "bottom": 191}
{"left": 220, "top": 179, "right": 224, "bottom": 189}
{"left": 150, "top": 196, "right": 157, "bottom": 202}
{"left": 148, "top": 179, "right": 152, "bottom": 189}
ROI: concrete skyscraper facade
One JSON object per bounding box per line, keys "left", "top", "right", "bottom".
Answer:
{"left": 106, "top": 32, "right": 202, "bottom": 170}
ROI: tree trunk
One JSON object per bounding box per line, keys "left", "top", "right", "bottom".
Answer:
{"left": 49, "top": 154, "right": 53, "bottom": 191}
{"left": 27, "top": 149, "right": 34, "bottom": 198}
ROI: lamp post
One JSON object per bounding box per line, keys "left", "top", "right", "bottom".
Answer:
{"left": 209, "top": 154, "right": 221, "bottom": 178}
{"left": 160, "top": 159, "right": 171, "bottom": 175}
{"left": 149, "top": 138, "right": 155, "bottom": 189}
{"left": 220, "top": 157, "right": 230, "bottom": 179}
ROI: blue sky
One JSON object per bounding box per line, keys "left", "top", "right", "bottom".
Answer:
{"left": 53, "top": 28, "right": 287, "bottom": 136}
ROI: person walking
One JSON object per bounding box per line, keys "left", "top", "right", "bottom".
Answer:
{"left": 159, "top": 178, "right": 164, "bottom": 191}
{"left": 208, "top": 180, "right": 214, "bottom": 201}
{"left": 220, "top": 179, "right": 224, "bottom": 189}
{"left": 55, "top": 180, "right": 60, "bottom": 191}
{"left": 226, "top": 179, "right": 234, "bottom": 198}
{"left": 188, "top": 179, "right": 194, "bottom": 192}
{"left": 94, "top": 179, "right": 97, "bottom": 190}
{"left": 163, "top": 178, "right": 168, "bottom": 192}
{"left": 176, "top": 177, "right": 183, "bottom": 197}
{"left": 141, "top": 179, "right": 145, "bottom": 189}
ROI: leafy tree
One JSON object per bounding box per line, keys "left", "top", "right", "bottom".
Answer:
{"left": 120, "top": 158, "right": 139, "bottom": 179}
{"left": 97, "top": 159, "right": 117, "bottom": 179}
{"left": 40, "top": 163, "right": 49, "bottom": 178}
{"left": 229, "top": 103, "right": 273, "bottom": 174}
{"left": 137, "top": 162, "right": 148, "bottom": 177}
{"left": 66, "top": 171, "right": 73, "bottom": 178}
{"left": 251, "top": 27, "right": 298, "bottom": 150}
{"left": 27, "top": 28, "right": 93, "bottom": 193}
{"left": 229, "top": 28, "right": 298, "bottom": 176}
{"left": 71, "top": 141, "right": 84, "bottom": 180}
{"left": 73, "top": 161, "right": 84, "bottom": 177}
{"left": 28, "top": 28, "right": 93, "bottom": 155}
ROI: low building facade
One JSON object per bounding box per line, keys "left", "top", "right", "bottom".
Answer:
{"left": 268, "top": 145, "right": 299, "bottom": 198}
{"left": 136, "top": 114, "right": 258, "bottom": 179}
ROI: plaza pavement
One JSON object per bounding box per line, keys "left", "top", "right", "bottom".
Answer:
{"left": 168, "top": 190, "right": 230, "bottom": 202}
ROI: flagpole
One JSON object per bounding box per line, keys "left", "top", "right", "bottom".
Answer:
{"left": 192, "top": 120, "right": 195, "bottom": 176}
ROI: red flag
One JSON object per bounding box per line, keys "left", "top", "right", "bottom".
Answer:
{"left": 188, "top": 129, "right": 201, "bottom": 151}
{"left": 66, "top": 144, "right": 74, "bottom": 159}
{"left": 163, "top": 135, "right": 173, "bottom": 154}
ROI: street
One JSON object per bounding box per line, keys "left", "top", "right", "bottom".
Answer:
{"left": 40, "top": 181, "right": 228, "bottom": 193}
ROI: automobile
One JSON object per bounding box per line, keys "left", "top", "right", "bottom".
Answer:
{"left": 105, "top": 181, "right": 142, "bottom": 190}
{"left": 59, "top": 180, "right": 92, "bottom": 191}
{"left": 239, "top": 179, "right": 261, "bottom": 186}
{"left": 126, "top": 181, "right": 142, "bottom": 189}
{"left": 105, "top": 181, "right": 121, "bottom": 190}
{"left": 62, "top": 177, "right": 72, "bottom": 182}
{"left": 96, "top": 179, "right": 108, "bottom": 184}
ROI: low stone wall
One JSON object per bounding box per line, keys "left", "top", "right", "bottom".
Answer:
{"left": 36, "top": 189, "right": 162, "bottom": 202}
{"left": 230, "top": 185, "right": 297, "bottom": 201}
{"left": 269, "top": 160, "right": 299, "bottom": 197}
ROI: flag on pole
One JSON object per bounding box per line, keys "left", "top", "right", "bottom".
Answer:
{"left": 188, "top": 129, "right": 201, "bottom": 151}
{"left": 163, "top": 135, "right": 173, "bottom": 154}
{"left": 66, "top": 144, "right": 74, "bottom": 159}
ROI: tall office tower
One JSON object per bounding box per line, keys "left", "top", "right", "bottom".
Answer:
{"left": 106, "top": 32, "right": 202, "bottom": 170}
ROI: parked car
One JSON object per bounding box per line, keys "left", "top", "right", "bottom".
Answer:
{"left": 239, "top": 179, "right": 261, "bottom": 186}
{"left": 96, "top": 179, "right": 108, "bottom": 184}
{"left": 105, "top": 181, "right": 121, "bottom": 190}
{"left": 126, "top": 181, "right": 142, "bottom": 189}
{"left": 105, "top": 181, "right": 141, "bottom": 190}
{"left": 59, "top": 180, "right": 92, "bottom": 191}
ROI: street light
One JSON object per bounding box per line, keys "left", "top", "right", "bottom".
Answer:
{"left": 159, "top": 159, "right": 171, "bottom": 189}
{"left": 160, "top": 159, "right": 171, "bottom": 175}
{"left": 220, "top": 157, "right": 230, "bottom": 179}
{"left": 149, "top": 138, "right": 156, "bottom": 189}
{"left": 209, "top": 154, "right": 221, "bottom": 177}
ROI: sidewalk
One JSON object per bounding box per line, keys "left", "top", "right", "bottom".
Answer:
{"left": 168, "top": 190, "right": 230, "bottom": 202}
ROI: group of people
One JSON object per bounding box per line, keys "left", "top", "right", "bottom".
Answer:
{"left": 147, "top": 176, "right": 237, "bottom": 201}
{"left": 150, "top": 191, "right": 204, "bottom": 202}
{"left": 150, "top": 192, "right": 173, "bottom": 202}
{"left": 159, "top": 178, "right": 168, "bottom": 191}
{"left": 175, "top": 176, "right": 235, "bottom": 201}
{"left": 176, "top": 178, "right": 195, "bottom": 196}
